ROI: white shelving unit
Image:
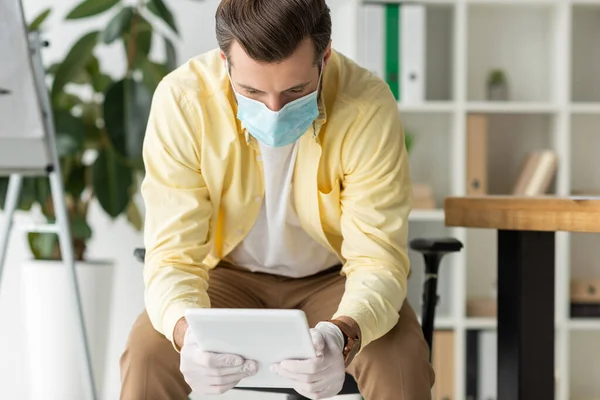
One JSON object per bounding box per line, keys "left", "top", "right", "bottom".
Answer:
{"left": 332, "top": 0, "right": 600, "bottom": 398}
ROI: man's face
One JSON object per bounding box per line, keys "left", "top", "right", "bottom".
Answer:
{"left": 224, "top": 38, "right": 331, "bottom": 112}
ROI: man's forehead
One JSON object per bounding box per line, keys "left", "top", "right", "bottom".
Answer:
{"left": 228, "top": 40, "right": 316, "bottom": 71}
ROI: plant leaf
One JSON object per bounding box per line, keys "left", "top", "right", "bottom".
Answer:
{"left": 85, "top": 55, "right": 100, "bottom": 77}
{"left": 147, "top": 0, "right": 178, "bottom": 35}
{"left": 33, "top": 177, "right": 51, "bottom": 215}
{"left": 140, "top": 59, "right": 168, "bottom": 91}
{"left": 92, "top": 148, "right": 133, "bottom": 218}
{"left": 126, "top": 199, "right": 143, "bottom": 230}
{"left": 102, "top": 6, "right": 135, "bottom": 44}
{"left": 103, "top": 78, "right": 152, "bottom": 160}
{"left": 136, "top": 19, "right": 153, "bottom": 58}
{"left": 53, "top": 110, "right": 85, "bottom": 156}
{"left": 0, "top": 177, "right": 41, "bottom": 211}
{"left": 165, "top": 36, "right": 177, "bottom": 71}
{"left": 92, "top": 73, "right": 113, "bottom": 93}
{"left": 71, "top": 214, "right": 93, "bottom": 240}
{"left": 0, "top": 177, "right": 8, "bottom": 209}
{"left": 51, "top": 31, "right": 99, "bottom": 99}
{"left": 29, "top": 8, "right": 52, "bottom": 31}
{"left": 65, "top": 164, "right": 87, "bottom": 200}
{"left": 18, "top": 178, "right": 38, "bottom": 211}
{"left": 66, "top": 0, "right": 120, "bottom": 19}
{"left": 52, "top": 91, "right": 83, "bottom": 111}
{"left": 28, "top": 232, "right": 58, "bottom": 260}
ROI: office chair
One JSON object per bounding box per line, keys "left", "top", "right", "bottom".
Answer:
{"left": 133, "top": 236, "right": 463, "bottom": 399}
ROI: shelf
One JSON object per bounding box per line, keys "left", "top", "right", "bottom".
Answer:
{"left": 398, "top": 101, "right": 455, "bottom": 113}
{"left": 467, "top": 2, "right": 555, "bottom": 103}
{"left": 465, "top": 317, "right": 497, "bottom": 330}
{"left": 572, "top": 4, "right": 600, "bottom": 102}
{"left": 403, "top": 113, "right": 453, "bottom": 206}
{"left": 358, "top": 1, "right": 454, "bottom": 102}
{"left": 409, "top": 209, "right": 445, "bottom": 221}
{"left": 570, "top": 331, "right": 600, "bottom": 399}
{"left": 418, "top": 316, "right": 457, "bottom": 329}
{"left": 569, "top": 319, "right": 600, "bottom": 331}
{"left": 570, "top": 103, "right": 600, "bottom": 114}
{"left": 466, "top": 101, "right": 558, "bottom": 113}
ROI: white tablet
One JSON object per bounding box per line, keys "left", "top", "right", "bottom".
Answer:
{"left": 184, "top": 308, "right": 317, "bottom": 388}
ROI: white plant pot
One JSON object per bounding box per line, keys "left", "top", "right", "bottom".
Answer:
{"left": 20, "top": 258, "right": 114, "bottom": 400}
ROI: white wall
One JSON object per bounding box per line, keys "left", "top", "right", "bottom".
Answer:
{"left": 0, "top": 1, "right": 363, "bottom": 399}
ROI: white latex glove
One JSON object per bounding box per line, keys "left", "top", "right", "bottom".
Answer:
{"left": 179, "top": 327, "right": 258, "bottom": 395}
{"left": 271, "top": 321, "right": 346, "bottom": 399}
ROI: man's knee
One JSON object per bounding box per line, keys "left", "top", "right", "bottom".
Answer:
{"left": 120, "top": 311, "right": 190, "bottom": 399}
{"left": 349, "top": 301, "right": 435, "bottom": 399}
{"left": 120, "top": 312, "right": 168, "bottom": 371}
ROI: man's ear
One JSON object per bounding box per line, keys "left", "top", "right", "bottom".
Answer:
{"left": 323, "top": 40, "right": 332, "bottom": 66}
{"left": 220, "top": 51, "right": 227, "bottom": 62}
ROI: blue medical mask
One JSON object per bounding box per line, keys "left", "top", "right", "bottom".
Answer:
{"left": 228, "top": 62, "right": 323, "bottom": 147}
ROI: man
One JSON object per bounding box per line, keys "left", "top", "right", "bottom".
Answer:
{"left": 119, "top": 0, "right": 434, "bottom": 399}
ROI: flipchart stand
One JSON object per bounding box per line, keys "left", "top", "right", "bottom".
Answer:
{"left": 0, "top": 1, "right": 97, "bottom": 398}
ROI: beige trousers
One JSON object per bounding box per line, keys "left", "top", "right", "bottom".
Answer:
{"left": 119, "top": 262, "right": 435, "bottom": 399}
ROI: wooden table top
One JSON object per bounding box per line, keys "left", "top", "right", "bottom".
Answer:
{"left": 444, "top": 195, "right": 600, "bottom": 233}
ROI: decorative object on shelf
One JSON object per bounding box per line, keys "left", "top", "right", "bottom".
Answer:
{"left": 412, "top": 183, "right": 436, "bottom": 210}
{"left": 0, "top": 1, "right": 180, "bottom": 398}
{"left": 486, "top": 68, "right": 509, "bottom": 101}
{"left": 570, "top": 279, "right": 600, "bottom": 318}
{"left": 512, "top": 150, "right": 558, "bottom": 196}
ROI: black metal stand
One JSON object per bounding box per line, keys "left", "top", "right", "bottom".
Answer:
{"left": 497, "top": 230, "right": 555, "bottom": 400}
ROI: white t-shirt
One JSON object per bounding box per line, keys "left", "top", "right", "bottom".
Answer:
{"left": 226, "top": 141, "right": 340, "bottom": 277}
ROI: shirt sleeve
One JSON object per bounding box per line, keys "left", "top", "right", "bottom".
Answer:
{"left": 332, "top": 83, "right": 413, "bottom": 351}
{"left": 140, "top": 79, "right": 213, "bottom": 344}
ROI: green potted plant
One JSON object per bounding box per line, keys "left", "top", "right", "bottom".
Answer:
{"left": 486, "top": 68, "right": 509, "bottom": 101}
{"left": 0, "top": 0, "right": 180, "bottom": 396}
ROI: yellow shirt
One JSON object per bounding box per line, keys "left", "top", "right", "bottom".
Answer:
{"left": 141, "top": 48, "right": 413, "bottom": 351}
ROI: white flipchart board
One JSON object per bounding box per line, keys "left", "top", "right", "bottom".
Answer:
{"left": 0, "top": 0, "right": 54, "bottom": 174}
{"left": 0, "top": 1, "right": 97, "bottom": 398}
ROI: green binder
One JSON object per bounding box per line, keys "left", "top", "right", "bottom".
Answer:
{"left": 385, "top": 4, "right": 400, "bottom": 100}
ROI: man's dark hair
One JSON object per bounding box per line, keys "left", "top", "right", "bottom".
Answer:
{"left": 215, "top": 0, "right": 331, "bottom": 64}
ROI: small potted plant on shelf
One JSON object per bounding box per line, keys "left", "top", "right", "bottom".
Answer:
{"left": 0, "top": 0, "right": 179, "bottom": 396}
{"left": 486, "top": 68, "right": 509, "bottom": 101}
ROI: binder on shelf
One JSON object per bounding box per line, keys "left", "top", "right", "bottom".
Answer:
{"left": 359, "top": 4, "right": 385, "bottom": 80}
{"left": 432, "top": 330, "right": 454, "bottom": 400}
{"left": 384, "top": 3, "right": 401, "bottom": 100}
{"left": 400, "top": 4, "right": 426, "bottom": 103}
{"left": 466, "top": 114, "right": 488, "bottom": 195}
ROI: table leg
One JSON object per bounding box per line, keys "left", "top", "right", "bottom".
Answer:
{"left": 497, "top": 229, "right": 555, "bottom": 400}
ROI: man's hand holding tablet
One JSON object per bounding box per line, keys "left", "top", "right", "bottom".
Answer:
{"left": 180, "top": 326, "right": 258, "bottom": 395}
{"left": 271, "top": 321, "right": 347, "bottom": 399}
